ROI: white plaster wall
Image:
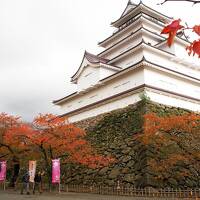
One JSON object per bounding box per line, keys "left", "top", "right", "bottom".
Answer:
{"left": 174, "top": 41, "right": 200, "bottom": 65}
{"left": 99, "top": 67, "right": 117, "bottom": 80}
{"left": 77, "top": 66, "right": 100, "bottom": 91}
{"left": 61, "top": 68, "right": 145, "bottom": 113}
{"left": 157, "top": 41, "right": 200, "bottom": 65}
{"left": 143, "top": 32, "right": 162, "bottom": 45}
{"left": 60, "top": 60, "right": 199, "bottom": 122}
{"left": 156, "top": 42, "right": 175, "bottom": 54}
{"left": 68, "top": 92, "right": 142, "bottom": 122}
{"left": 143, "top": 47, "right": 200, "bottom": 80}
{"left": 174, "top": 42, "right": 188, "bottom": 58}
{"left": 111, "top": 49, "right": 144, "bottom": 68}
{"left": 144, "top": 68, "right": 200, "bottom": 100}
{"left": 67, "top": 86, "right": 200, "bottom": 122}
{"left": 146, "top": 90, "right": 200, "bottom": 112}
{"left": 77, "top": 66, "right": 117, "bottom": 92}
{"left": 68, "top": 86, "right": 200, "bottom": 123}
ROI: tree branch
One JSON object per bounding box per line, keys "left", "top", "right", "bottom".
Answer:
{"left": 0, "top": 153, "right": 9, "bottom": 159}
{"left": 159, "top": 0, "right": 200, "bottom": 5}
{"left": 0, "top": 142, "right": 15, "bottom": 155}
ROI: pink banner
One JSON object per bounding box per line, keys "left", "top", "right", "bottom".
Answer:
{"left": 52, "top": 159, "right": 60, "bottom": 183}
{"left": 0, "top": 161, "right": 6, "bottom": 182}
{"left": 29, "top": 161, "right": 36, "bottom": 183}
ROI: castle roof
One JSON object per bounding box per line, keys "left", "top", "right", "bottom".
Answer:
{"left": 71, "top": 51, "right": 121, "bottom": 83}
{"left": 120, "top": 0, "right": 137, "bottom": 18}
{"left": 84, "top": 51, "right": 109, "bottom": 64}
{"left": 111, "top": 2, "right": 172, "bottom": 28}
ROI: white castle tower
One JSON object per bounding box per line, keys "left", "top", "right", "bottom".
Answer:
{"left": 53, "top": 1, "right": 200, "bottom": 122}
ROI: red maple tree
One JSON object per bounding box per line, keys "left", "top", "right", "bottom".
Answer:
{"left": 32, "top": 114, "right": 114, "bottom": 167}
{"left": 0, "top": 113, "right": 29, "bottom": 160}
{"left": 4, "top": 113, "right": 115, "bottom": 185}
{"left": 0, "top": 113, "right": 33, "bottom": 187}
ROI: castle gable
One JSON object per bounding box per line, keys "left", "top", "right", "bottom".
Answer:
{"left": 71, "top": 51, "right": 108, "bottom": 83}
{"left": 120, "top": 0, "right": 137, "bottom": 17}
{"left": 71, "top": 51, "right": 121, "bottom": 92}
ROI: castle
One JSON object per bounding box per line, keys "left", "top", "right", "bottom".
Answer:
{"left": 53, "top": 1, "right": 200, "bottom": 122}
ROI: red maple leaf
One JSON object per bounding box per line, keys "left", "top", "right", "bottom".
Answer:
{"left": 186, "top": 40, "right": 200, "bottom": 58}
{"left": 161, "top": 19, "right": 184, "bottom": 47}
{"left": 193, "top": 25, "right": 200, "bottom": 36}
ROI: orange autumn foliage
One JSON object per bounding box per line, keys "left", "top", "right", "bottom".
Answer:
{"left": 143, "top": 113, "right": 200, "bottom": 139}
{"left": 32, "top": 114, "right": 115, "bottom": 168}
{"left": 0, "top": 113, "right": 28, "bottom": 160}
{"left": 4, "top": 113, "right": 115, "bottom": 169}
{"left": 139, "top": 112, "right": 200, "bottom": 175}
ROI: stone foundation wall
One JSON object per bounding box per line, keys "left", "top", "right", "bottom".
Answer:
{"left": 63, "top": 101, "right": 199, "bottom": 188}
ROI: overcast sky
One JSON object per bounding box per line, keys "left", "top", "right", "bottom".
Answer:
{"left": 0, "top": 0, "right": 199, "bottom": 121}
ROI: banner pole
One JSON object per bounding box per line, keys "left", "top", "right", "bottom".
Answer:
{"left": 59, "top": 182, "right": 61, "bottom": 193}
{"left": 4, "top": 167, "right": 6, "bottom": 191}
{"left": 3, "top": 180, "right": 6, "bottom": 191}
{"left": 0, "top": 161, "right": 7, "bottom": 190}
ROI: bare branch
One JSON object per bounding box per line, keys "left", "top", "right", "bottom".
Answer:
{"left": 158, "top": 0, "right": 200, "bottom": 5}
{"left": 0, "top": 154, "right": 9, "bottom": 159}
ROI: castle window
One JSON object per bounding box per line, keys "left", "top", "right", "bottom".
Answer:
{"left": 122, "top": 81, "right": 130, "bottom": 86}
{"left": 113, "top": 84, "right": 121, "bottom": 89}
{"left": 84, "top": 72, "right": 93, "bottom": 78}
{"left": 89, "top": 94, "right": 98, "bottom": 99}
{"left": 126, "top": 61, "right": 133, "bottom": 66}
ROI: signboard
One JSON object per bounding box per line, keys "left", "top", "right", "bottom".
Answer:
{"left": 29, "top": 161, "right": 36, "bottom": 183}
{"left": 0, "top": 161, "right": 6, "bottom": 181}
{"left": 52, "top": 159, "right": 60, "bottom": 183}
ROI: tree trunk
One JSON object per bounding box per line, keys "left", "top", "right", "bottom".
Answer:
{"left": 9, "top": 157, "right": 20, "bottom": 188}
{"left": 40, "top": 145, "right": 52, "bottom": 191}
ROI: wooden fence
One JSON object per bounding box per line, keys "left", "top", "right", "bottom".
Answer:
{"left": 57, "top": 184, "right": 200, "bottom": 198}
{"left": 1, "top": 182, "right": 200, "bottom": 198}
